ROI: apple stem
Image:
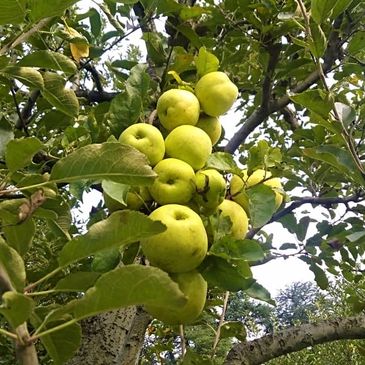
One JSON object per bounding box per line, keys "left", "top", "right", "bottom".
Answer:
{"left": 179, "top": 324, "right": 186, "bottom": 358}
{"left": 212, "top": 291, "right": 230, "bottom": 357}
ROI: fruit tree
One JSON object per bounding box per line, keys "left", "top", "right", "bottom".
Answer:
{"left": 1, "top": 1, "right": 365, "bottom": 364}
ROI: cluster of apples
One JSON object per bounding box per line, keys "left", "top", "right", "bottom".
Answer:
{"left": 106, "top": 71, "right": 283, "bottom": 325}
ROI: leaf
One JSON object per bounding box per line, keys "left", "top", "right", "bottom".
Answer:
{"left": 0, "top": 237, "right": 26, "bottom": 291}
{"left": 49, "top": 143, "right": 156, "bottom": 185}
{"left": 54, "top": 272, "right": 101, "bottom": 292}
{"left": 220, "top": 321, "right": 247, "bottom": 341}
{"left": 180, "top": 6, "right": 210, "bottom": 21}
{"left": 18, "top": 51, "right": 77, "bottom": 75}
{"left": 246, "top": 184, "right": 276, "bottom": 228}
{"left": 102, "top": 180, "right": 129, "bottom": 206}
{"left": 195, "top": 47, "right": 219, "bottom": 77}
{"left": 209, "top": 238, "right": 265, "bottom": 262}
{"left": 0, "top": 292, "right": 34, "bottom": 328}
{"left": 348, "top": 31, "right": 365, "bottom": 56}
{"left": 346, "top": 231, "right": 365, "bottom": 243}
{"left": 206, "top": 152, "right": 240, "bottom": 173}
{"left": 290, "top": 89, "right": 333, "bottom": 118}
{"left": 303, "top": 145, "right": 364, "bottom": 185}
{"left": 47, "top": 265, "right": 186, "bottom": 323}
{"left": 90, "top": 8, "right": 102, "bottom": 38}
{"left": 0, "top": 66, "right": 44, "bottom": 89}
{"left": 41, "top": 72, "right": 79, "bottom": 118}
{"left": 309, "top": 22, "right": 327, "bottom": 58}
{"left": 310, "top": 263, "right": 329, "bottom": 290}
{"left": 331, "top": 0, "right": 354, "bottom": 19}
{"left": 91, "top": 248, "right": 121, "bottom": 273}
{"left": 245, "top": 282, "right": 275, "bottom": 305}
{"left": 297, "top": 216, "right": 310, "bottom": 241}
{"left": 0, "top": 0, "right": 26, "bottom": 25}
{"left": 58, "top": 210, "right": 165, "bottom": 267}
{"left": 182, "top": 349, "right": 215, "bottom": 365}
{"left": 311, "top": 0, "right": 335, "bottom": 24}
{"left": 334, "top": 102, "right": 356, "bottom": 127}
{"left": 29, "top": 0, "right": 78, "bottom": 21}
{"left": 31, "top": 308, "right": 81, "bottom": 365}
{"left": 0, "top": 118, "right": 14, "bottom": 157}
{"left": 5, "top": 137, "right": 43, "bottom": 173}
{"left": 199, "top": 256, "right": 254, "bottom": 292}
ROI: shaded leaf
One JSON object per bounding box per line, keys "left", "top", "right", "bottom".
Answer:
{"left": 0, "top": 0, "right": 26, "bottom": 25}
{"left": 220, "top": 321, "right": 247, "bottom": 341}
{"left": 348, "top": 31, "right": 365, "bottom": 56}
{"left": 58, "top": 210, "right": 165, "bottom": 267}
{"left": 0, "top": 292, "right": 34, "bottom": 328}
{"left": 102, "top": 180, "right": 129, "bottom": 206}
{"left": 0, "top": 118, "right": 14, "bottom": 157}
{"left": 311, "top": 0, "right": 335, "bottom": 24}
{"left": 3, "top": 218, "right": 35, "bottom": 256}
{"left": 49, "top": 143, "right": 156, "bottom": 185}
{"left": 206, "top": 152, "right": 240, "bottom": 173}
{"left": 91, "top": 248, "right": 121, "bottom": 273}
{"left": 195, "top": 47, "right": 219, "bottom": 77}
{"left": 29, "top": 0, "right": 78, "bottom": 21}
{"left": 245, "top": 282, "right": 275, "bottom": 305}
{"left": 0, "top": 66, "right": 44, "bottom": 89}
{"left": 310, "top": 263, "right": 329, "bottom": 290}
{"left": 335, "top": 102, "right": 356, "bottom": 127}
{"left": 346, "top": 231, "right": 365, "bottom": 243}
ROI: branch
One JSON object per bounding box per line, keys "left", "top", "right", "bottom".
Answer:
{"left": 224, "top": 313, "right": 365, "bottom": 365}
{"left": 75, "top": 90, "right": 118, "bottom": 103}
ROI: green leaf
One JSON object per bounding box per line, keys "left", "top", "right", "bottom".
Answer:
{"left": 247, "top": 184, "right": 276, "bottom": 228}
{"left": 247, "top": 140, "right": 282, "bottom": 171}
{"left": 206, "top": 152, "right": 240, "bottom": 173}
{"left": 199, "top": 256, "right": 254, "bottom": 292}
{"left": 245, "top": 282, "right": 275, "bottom": 305}
{"left": 310, "top": 263, "right": 329, "bottom": 290}
{"left": 0, "top": 0, "right": 26, "bottom": 25}
{"left": 182, "top": 349, "right": 215, "bottom": 365}
{"left": 209, "top": 238, "right": 265, "bottom": 262}
{"left": 49, "top": 142, "right": 156, "bottom": 185}
{"left": 303, "top": 145, "right": 364, "bottom": 185}
{"left": 58, "top": 210, "right": 165, "bottom": 267}
{"left": 220, "top": 321, "right": 247, "bottom": 341}
{"left": 290, "top": 89, "right": 333, "bottom": 118}
{"left": 41, "top": 72, "right": 79, "bottom": 118}
{"left": 102, "top": 180, "right": 129, "bottom": 206}
{"left": 0, "top": 237, "right": 26, "bottom": 292}
{"left": 297, "top": 216, "right": 310, "bottom": 241}
{"left": 195, "top": 47, "right": 219, "bottom": 77}
{"left": 91, "top": 248, "right": 121, "bottom": 273}
{"left": 180, "top": 6, "right": 210, "bottom": 21}
{"left": 0, "top": 66, "right": 44, "bottom": 89}
{"left": 5, "top": 137, "right": 43, "bottom": 172}
{"left": 90, "top": 8, "right": 102, "bottom": 38}
{"left": 0, "top": 292, "right": 34, "bottom": 328}
{"left": 54, "top": 272, "right": 101, "bottom": 292}
{"left": 31, "top": 307, "right": 81, "bottom": 365}
{"left": 309, "top": 22, "right": 327, "bottom": 58}
{"left": 0, "top": 118, "right": 14, "bottom": 157}
{"left": 335, "top": 102, "right": 356, "bottom": 127}
{"left": 346, "top": 231, "right": 365, "bottom": 243}
{"left": 3, "top": 218, "right": 35, "bottom": 256}
{"left": 348, "top": 31, "right": 365, "bottom": 56}
{"left": 142, "top": 32, "right": 166, "bottom": 66}
{"left": 331, "top": 0, "right": 354, "bottom": 19}
{"left": 18, "top": 51, "right": 77, "bottom": 75}
{"left": 28, "top": 0, "right": 78, "bottom": 21}
{"left": 311, "top": 0, "right": 335, "bottom": 24}
{"left": 47, "top": 265, "right": 186, "bottom": 323}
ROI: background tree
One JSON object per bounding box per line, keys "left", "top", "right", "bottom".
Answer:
{"left": 0, "top": 0, "right": 365, "bottom": 365}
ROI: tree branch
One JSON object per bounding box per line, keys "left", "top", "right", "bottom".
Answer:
{"left": 224, "top": 313, "right": 365, "bottom": 365}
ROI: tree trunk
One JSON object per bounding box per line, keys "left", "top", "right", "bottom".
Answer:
{"left": 224, "top": 313, "right": 365, "bottom": 365}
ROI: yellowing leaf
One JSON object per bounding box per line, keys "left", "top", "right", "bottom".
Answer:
{"left": 67, "top": 27, "right": 89, "bottom": 62}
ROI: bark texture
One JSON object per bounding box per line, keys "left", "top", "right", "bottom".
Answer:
{"left": 224, "top": 314, "right": 365, "bottom": 365}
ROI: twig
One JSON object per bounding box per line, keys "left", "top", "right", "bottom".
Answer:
{"left": 179, "top": 324, "right": 186, "bottom": 358}
{"left": 10, "top": 87, "right": 29, "bottom": 136}
{"left": 212, "top": 291, "right": 230, "bottom": 357}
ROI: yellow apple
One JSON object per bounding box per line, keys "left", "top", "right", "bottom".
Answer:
{"left": 217, "top": 199, "right": 249, "bottom": 240}
{"left": 140, "top": 204, "right": 208, "bottom": 273}
{"left": 195, "top": 71, "right": 238, "bottom": 117}
{"left": 144, "top": 270, "right": 207, "bottom": 325}
{"left": 164, "top": 125, "right": 212, "bottom": 170}
{"left": 196, "top": 115, "right": 222, "bottom": 146}
{"left": 149, "top": 158, "right": 196, "bottom": 205}
{"left": 157, "top": 89, "right": 200, "bottom": 130}
{"left": 118, "top": 123, "right": 165, "bottom": 166}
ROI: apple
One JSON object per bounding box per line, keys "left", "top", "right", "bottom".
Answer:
{"left": 104, "top": 186, "right": 151, "bottom": 212}
{"left": 194, "top": 169, "right": 227, "bottom": 214}
{"left": 157, "top": 89, "right": 200, "bottom": 131}
{"left": 217, "top": 199, "right": 249, "bottom": 240}
{"left": 195, "top": 71, "right": 238, "bottom": 117}
{"left": 140, "top": 204, "right": 208, "bottom": 273}
{"left": 118, "top": 123, "right": 165, "bottom": 166}
{"left": 144, "top": 270, "right": 207, "bottom": 325}
{"left": 230, "top": 169, "right": 283, "bottom": 215}
{"left": 164, "top": 125, "right": 212, "bottom": 170}
{"left": 196, "top": 115, "right": 222, "bottom": 146}
{"left": 148, "top": 158, "right": 196, "bottom": 205}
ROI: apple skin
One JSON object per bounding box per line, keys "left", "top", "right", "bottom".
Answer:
{"left": 118, "top": 123, "right": 165, "bottom": 166}
{"left": 196, "top": 115, "right": 222, "bottom": 146}
{"left": 194, "top": 169, "right": 227, "bottom": 214}
{"left": 195, "top": 72, "right": 238, "bottom": 117}
{"left": 104, "top": 186, "right": 151, "bottom": 212}
{"left": 165, "top": 125, "right": 212, "bottom": 170}
{"left": 149, "top": 158, "right": 196, "bottom": 205}
{"left": 217, "top": 199, "right": 249, "bottom": 240}
{"left": 157, "top": 89, "right": 200, "bottom": 131}
{"left": 144, "top": 270, "right": 207, "bottom": 325}
{"left": 230, "top": 169, "right": 283, "bottom": 215}
{"left": 140, "top": 204, "right": 208, "bottom": 273}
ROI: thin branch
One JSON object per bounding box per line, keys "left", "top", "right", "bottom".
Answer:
{"left": 83, "top": 63, "right": 104, "bottom": 93}
{"left": 212, "top": 291, "right": 230, "bottom": 357}
{"left": 10, "top": 87, "right": 29, "bottom": 136}
{"left": 179, "top": 325, "right": 186, "bottom": 358}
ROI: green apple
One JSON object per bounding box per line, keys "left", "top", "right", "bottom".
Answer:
{"left": 217, "top": 199, "right": 249, "bottom": 240}
{"left": 165, "top": 125, "right": 212, "bottom": 170}
{"left": 194, "top": 169, "right": 227, "bottom": 214}
{"left": 196, "top": 115, "right": 222, "bottom": 146}
{"left": 149, "top": 158, "right": 196, "bottom": 205}
{"left": 104, "top": 186, "right": 151, "bottom": 212}
{"left": 195, "top": 71, "right": 238, "bottom": 117}
{"left": 230, "top": 169, "right": 283, "bottom": 215}
{"left": 157, "top": 89, "right": 200, "bottom": 130}
{"left": 140, "top": 204, "right": 208, "bottom": 273}
{"left": 144, "top": 270, "right": 207, "bottom": 325}
{"left": 118, "top": 123, "right": 165, "bottom": 166}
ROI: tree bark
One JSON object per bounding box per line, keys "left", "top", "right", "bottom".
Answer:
{"left": 224, "top": 313, "right": 365, "bottom": 365}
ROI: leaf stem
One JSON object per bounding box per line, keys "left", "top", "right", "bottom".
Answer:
{"left": 31, "top": 318, "right": 78, "bottom": 341}
{"left": 0, "top": 327, "right": 17, "bottom": 340}
{"left": 24, "top": 267, "right": 63, "bottom": 293}
{"left": 25, "top": 290, "right": 56, "bottom": 297}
